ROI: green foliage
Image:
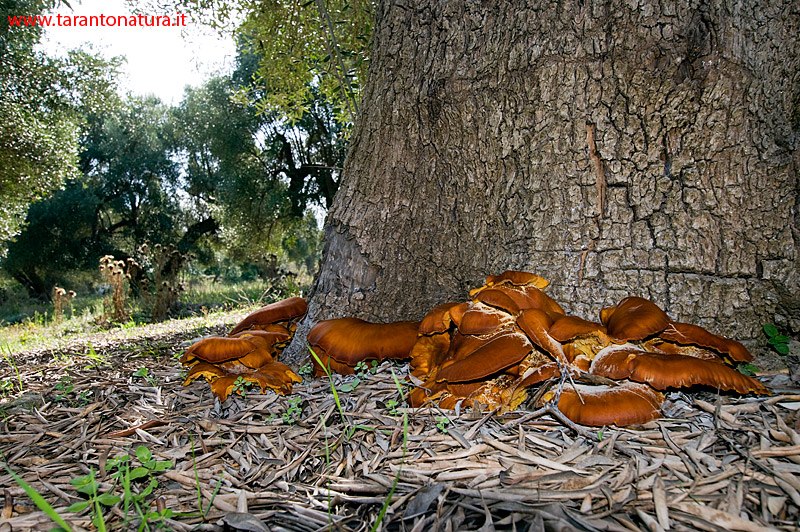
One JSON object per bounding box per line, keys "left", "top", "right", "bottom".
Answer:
{"left": 2, "top": 4, "right": 328, "bottom": 313}
{"left": 435, "top": 416, "right": 451, "bottom": 434}
{"left": 133, "top": 367, "right": 157, "bottom": 387}
{"left": 282, "top": 396, "right": 304, "bottom": 424}
{"left": 66, "top": 446, "right": 173, "bottom": 529}
{"left": 232, "top": 375, "right": 252, "bottom": 397}
{"left": 81, "top": 96, "right": 181, "bottom": 246}
{"left": 2, "top": 96, "right": 181, "bottom": 299}
{"left": 384, "top": 398, "right": 405, "bottom": 416}
{"left": 67, "top": 468, "right": 118, "bottom": 530}
{"left": 339, "top": 359, "right": 377, "bottom": 392}
{"left": 53, "top": 376, "right": 93, "bottom": 406}
{"left": 298, "top": 362, "right": 313, "bottom": 377}
{"left": 764, "top": 323, "right": 791, "bottom": 355}
{"left": 2, "top": 461, "right": 74, "bottom": 532}
{"left": 156, "top": 0, "right": 374, "bottom": 125}
{"left": 173, "top": 71, "right": 329, "bottom": 269}
{"left": 241, "top": 0, "right": 373, "bottom": 125}
{"left": 2, "top": 181, "right": 104, "bottom": 295}
{"left": 737, "top": 363, "right": 760, "bottom": 377}
{"left": 0, "top": 0, "right": 121, "bottom": 248}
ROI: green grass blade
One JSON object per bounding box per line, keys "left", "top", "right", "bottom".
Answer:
{"left": 203, "top": 473, "right": 225, "bottom": 519}
{"left": 2, "top": 462, "right": 73, "bottom": 531}
{"left": 309, "top": 346, "right": 347, "bottom": 426}
{"left": 88, "top": 468, "right": 107, "bottom": 532}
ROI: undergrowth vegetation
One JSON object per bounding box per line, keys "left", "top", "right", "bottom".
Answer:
{"left": 0, "top": 274, "right": 309, "bottom": 353}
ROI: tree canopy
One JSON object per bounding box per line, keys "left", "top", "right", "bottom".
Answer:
{"left": 133, "top": 0, "right": 374, "bottom": 126}
{"left": 1, "top": 36, "right": 342, "bottom": 300}
{"left": 1, "top": 0, "right": 377, "bottom": 316}
{"left": 0, "top": 0, "right": 121, "bottom": 248}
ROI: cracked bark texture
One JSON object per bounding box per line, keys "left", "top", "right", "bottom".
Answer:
{"left": 286, "top": 0, "right": 799, "bottom": 363}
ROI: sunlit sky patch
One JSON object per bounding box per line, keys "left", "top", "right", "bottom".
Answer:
{"left": 40, "top": 0, "right": 236, "bottom": 104}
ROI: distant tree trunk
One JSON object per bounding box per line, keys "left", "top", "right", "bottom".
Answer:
{"left": 286, "top": 0, "right": 799, "bottom": 363}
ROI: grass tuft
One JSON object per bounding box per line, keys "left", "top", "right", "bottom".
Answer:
{"left": 2, "top": 460, "right": 73, "bottom": 531}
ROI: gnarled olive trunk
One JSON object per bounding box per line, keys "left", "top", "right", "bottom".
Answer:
{"left": 286, "top": 0, "right": 799, "bottom": 364}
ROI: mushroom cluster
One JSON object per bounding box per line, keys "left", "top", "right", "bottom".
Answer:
{"left": 308, "top": 318, "right": 420, "bottom": 376}
{"left": 407, "top": 271, "right": 769, "bottom": 426}
{"left": 179, "top": 297, "right": 306, "bottom": 401}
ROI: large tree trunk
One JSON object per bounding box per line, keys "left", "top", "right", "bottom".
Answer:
{"left": 287, "top": 0, "right": 799, "bottom": 363}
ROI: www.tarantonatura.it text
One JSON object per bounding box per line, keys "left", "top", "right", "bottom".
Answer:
{"left": 7, "top": 13, "right": 187, "bottom": 27}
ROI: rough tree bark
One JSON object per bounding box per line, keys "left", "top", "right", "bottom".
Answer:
{"left": 287, "top": 0, "right": 799, "bottom": 363}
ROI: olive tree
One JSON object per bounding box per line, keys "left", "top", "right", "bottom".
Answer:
{"left": 287, "top": 0, "right": 799, "bottom": 361}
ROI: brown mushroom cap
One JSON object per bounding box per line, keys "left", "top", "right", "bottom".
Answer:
{"left": 307, "top": 318, "right": 420, "bottom": 373}
{"left": 467, "top": 270, "right": 550, "bottom": 300}
{"left": 516, "top": 309, "right": 568, "bottom": 364}
{"left": 600, "top": 296, "right": 670, "bottom": 342}
{"left": 435, "top": 330, "right": 532, "bottom": 383}
{"left": 228, "top": 296, "right": 307, "bottom": 336}
{"left": 180, "top": 336, "right": 274, "bottom": 368}
{"left": 470, "top": 288, "right": 521, "bottom": 314}
{"left": 485, "top": 270, "right": 550, "bottom": 289}
{"left": 230, "top": 329, "right": 292, "bottom": 345}
{"left": 208, "top": 362, "right": 301, "bottom": 402}
{"left": 472, "top": 284, "right": 565, "bottom": 317}
{"left": 659, "top": 321, "right": 754, "bottom": 363}
{"left": 453, "top": 303, "right": 515, "bottom": 336}
{"left": 549, "top": 315, "right": 607, "bottom": 343}
{"left": 184, "top": 360, "right": 301, "bottom": 401}
{"left": 309, "top": 346, "right": 366, "bottom": 376}
{"left": 418, "top": 302, "right": 460, "bottom": 335}
{"left": 407, "top": 380, "right": 446, "bottom": 407}
{"left": 555, "top": 382, "right": 664, "bottom": 427}
{"left": 590, "top": 345, "right": 769, "bottom": 394}
{"left": 409, "top": 333, "right": 452, "bottom": 379}
{"left": 183, "top": 361, "right": 229, "bottom": 385}
{"left": 517, "top": 361, "right": 560, "bottom": 387}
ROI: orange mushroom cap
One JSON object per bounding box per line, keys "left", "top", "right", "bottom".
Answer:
{"left": 641, "top": 338, "right": 721, "bottom": 361}
{"left": 183, "top": 360, "right": 229, "bottom": 385}
{"left": 183, "top": 360, "right": 301, "bottom": 401}
{"left": 228, "top": 296, "right": 307, "bottom": 336}
{"left": 555, "top": 382, "right": 663, "bottom": 427}
{"left": 518, "top": 361, "right": 560, "bottom": 387}
{"left": 659, "top": 321, "right": 754, "bottom": 363}
{"left": 472, "top": 284, "right": 565, "bottom": 317}
{"left": 452, "top": 303, "right": 515, "bottom": 336}
{"left": 180, "top": 336, "right": 274, "bottom": 368}
{"left": 418, "top": 302, "right": 460, "bottom": 335}
{"left": 590, "top": 345, "right": 769, "bottom": 394}
{"left": 435, "top": 330, "right": 532, "bottom": 383}
{"left": 409, "top": 333, "right": 452, "bottom": 379}
{"left": 407, "top": 379, "right": 448, "bottom": 407}
{"left": 230, "top": 329, "right": 292, "bottom": 346}
{"left": 485, "top": 270, "right": 550, "bottom": 289}
{"left": 208, "top": 361, "right": 301, "bottom": 401}
{"left": 468, "top": 270, "right": 550, "bottom": 299}
{"left": 549, "top": 315, "right": 607, "bottom": 343}
{"left": 470, "top": 288, "right": 521, "bottom": 314}
{"left": 309, "top": 347, "right": 366, "bottom": 376}
{"left": 600, "top": 296, "right": 670, "bottom": 342}
{"left": 307, "top": 318, "right": 420, "bottom": 374}
{"left": 516, "top": 309, "right": 568, "bottom": 365}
